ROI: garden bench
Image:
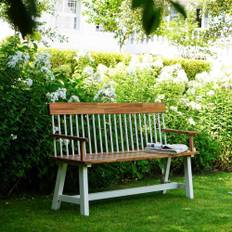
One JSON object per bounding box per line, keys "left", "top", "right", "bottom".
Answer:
{"left": 49, "top": 102, "right": 198, "bottom": 216}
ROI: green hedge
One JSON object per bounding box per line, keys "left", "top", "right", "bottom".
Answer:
{"left": 163, "top": 58, "right": 211, "bottom": 80}
{"left": 46, "top": 49, "right": 211, "bottom": 80}
{"left": 3, "top": 37, "right": 230, "bottom": 197}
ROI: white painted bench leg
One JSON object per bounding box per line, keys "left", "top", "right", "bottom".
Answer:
{"left": 163, "top": 157, "right": 172, "bottom": 194}
{"left": 51, "top": 163, "right": 68, "bottom": 210}
{"left": 184, "top": 157, "right": 194, "bottom": 199}
{"left": 79, "top": 165, "right": 89, "bottom": 216}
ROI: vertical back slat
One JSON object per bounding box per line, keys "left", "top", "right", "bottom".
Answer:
{"left": 144, "top": 114, "right": 148, "bottom": 145}
{"left": 109, "top": 115, "right": 114, "bottom": 152}
{"left": 148, "top": 114, "right": 153, "bottom": 143}
{"left": 69, "top": 115, "right": 75, "bottom": 156}
{"left": 86, "top": 115, "right": 92, "bottom": 154}
{"left": 92, "top": 115, "right": 98, "bottom": 154}
{"left": 64, "top": 115, "right": 69, "bottom": 156}
{"left": 75, "top": 115, "right": 80, "bottom": 155}
{"left": 129, "top": 114, "right": 134, "bottom": 151}
{"left": 119, "top": 114, "right": 124, "bottom": 152}
{"left": 153, "top": 114, "right": 158, "bottom": 143}
{"left": 103, "top": 114, "right": 109, "bottom": 153}
{"left": 57, "top": 115, "right": 63, "bottom": 157}
{"left": 124, "top": 114, "right": 129, "bottom": 151}
{"left": 138, "top": 113, "right": 144, "bottom": 150}
{"left": 134, "top": 114, "right": 139, "bottom": 151}
{"left": 98, "top": 114, "right": 103, "bottom": 154}
{"left": 52, "top": 115, "right": 57, "bottom": 157}
{"left": 162, "top": 113, "right": 167, "bottom": 145}
{"left": 81, "top": 114, "right": 86, "bottom": 154}
{"left": 114, "top": 114, "right": 119, "bottom": 152}
{"left": 157, "top": 113, "right": 163, "bottom": 144}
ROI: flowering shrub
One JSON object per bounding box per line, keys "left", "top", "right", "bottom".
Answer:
{"left": 0, "top": 36, "right": 77, "bottom": 195}
{"left": 0, "top": 37, "right": 231, "bottom": 195}
{"left": 72, "top": 53, "right": 231, "bottom": 172}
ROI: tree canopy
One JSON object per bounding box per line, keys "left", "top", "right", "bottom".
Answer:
{"left": 0, "top": 0, "right": 186, "bottom": 38}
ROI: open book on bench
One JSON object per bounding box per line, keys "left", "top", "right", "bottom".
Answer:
{"left": 145, "top": 143, "right": 188, "bottom": 154}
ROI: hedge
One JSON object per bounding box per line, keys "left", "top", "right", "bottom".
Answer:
{"left": 3, "top": 37, "right": 231, "bottom": 197}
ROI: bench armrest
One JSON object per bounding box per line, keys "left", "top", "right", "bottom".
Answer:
{"left": 52, "top": 134, "right": 88, "bottom": 142}
{"left": 161, "top": 129, "right": 198, "bottom": 136}
{"left": 52, "top": 134, "right": 87, "bottom": 161}
{"left": 161, "top": 129, "right": 198, "bottom": 152}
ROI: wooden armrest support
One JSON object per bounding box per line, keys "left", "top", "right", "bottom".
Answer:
{"left": 162, "top": 129, "right": 198, "bottom": 152}
{"left": 52, "top": 134, "right": 88, "bottom": 142}
{"left": 161, "top": 129, "right": 198, "bottom": 136}
{"left": 52, "top": 134, "right": 87, "bottom": 161}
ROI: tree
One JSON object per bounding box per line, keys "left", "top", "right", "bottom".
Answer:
{"left": 0, "top": 0, "right": 42, "bottom": 38}
{"left": 83, "top": 0, "right": 187, "bottom": 47}
{"left": 0, "top": 0, "right": 186, "bottom": 39}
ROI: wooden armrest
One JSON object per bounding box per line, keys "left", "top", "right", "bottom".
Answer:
{"left": 162, "top": 129, "right": 197, "bottom": 152}
{"left": 52, "top": 134, "right": 88, "bottom": 142}
{"left": 161, "top": 129, "right": 198, "bottom": 136}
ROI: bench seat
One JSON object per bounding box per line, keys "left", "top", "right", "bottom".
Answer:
{"left": 52, "top": 150, "right": 196, "bottom": 165}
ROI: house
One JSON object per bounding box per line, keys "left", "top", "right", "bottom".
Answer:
{"left": 0, "top": 0, "right": 231, "bottom": 59}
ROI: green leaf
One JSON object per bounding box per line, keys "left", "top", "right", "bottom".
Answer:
{"left": 142, "top": 1, "right": 162, "bottom": 35}
{"left": 170, "top": 0, "right": 187, "bottom": 18}
{"left": 131, "top": 0, "right": 144, "bottom": 9}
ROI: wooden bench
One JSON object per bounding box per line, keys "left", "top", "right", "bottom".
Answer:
{"left": 49, "top": 102, "right": 198, "bottom": 216}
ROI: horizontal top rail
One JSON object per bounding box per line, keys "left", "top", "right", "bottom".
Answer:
{"left": 49, "top": 103, "right": 166, "bottom": 115}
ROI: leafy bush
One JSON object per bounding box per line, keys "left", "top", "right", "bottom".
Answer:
{"left": 0, "top": 37, "right": 79, "bottom": 195}
{"left": 163, "top": 58, "right": 211, "bottom": 80}
{"left": 1, "top": 37, "right": 231, "bottom": 196}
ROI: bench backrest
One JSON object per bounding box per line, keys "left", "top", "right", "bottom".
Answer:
{"left": 49, "top": 103, "right": 167, "bottom": 157}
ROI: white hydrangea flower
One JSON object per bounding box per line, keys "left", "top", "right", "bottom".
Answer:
{"left": 83, "top": 66, "right": 94, "bottom": 76}
{"left": 175, "top": 69, "right": 188, "bottom": 84}
{"left": 187, "top": 101, "right": 202, "bottom": 111}
{"left": 47, "top": 88, "right": 67, "bottom": 102}
{"left": 68, "top": 95, "right": 80, "bottom": 102}
{"left": 170, "top": 106, "right": 178, "bottom": 112}
{"left": 127, "top": 56, "right": 138, "bottom": 74}
{"left": 97, "top": 64, "right": 108, "bottom": 75}
{"left": 153, "top": 59, "right": 163, "bottom": 69}
{"left": 142, "top": 54, "right": 153, "bottom": 64}
{"left": 155, "top": 94, "right": 165, "bottom": 103}
{"left": 94, "top": 81, "right": 116, "bottom": 101}
{"left": 207, "top": 90, "right": 215, "bottom": 96}
{"left": 35, "top": 52, "right": 51, "bottom": 68}
{"left": 7, "top": 51, "right": 30, "bottom": 68}
{"left": 40, "top": 66, "right": 55, "bottom": 81}
{"left": 10, "top": 134, "right": 17, "bottom": 140}
{"left": 188, "top": 117, "right": 196, "bottom": 126}
{"left": 196, "top": 96, "right": 203, "bottom": 102}
{"left": 76, "top": 51, "right": 94, "bottom": 62}
{"left": 157, "top": 64, "right": 188, "bottom": 84}
{"left": 187, "top": 88, "right": 196, "bottom": 95}
{"left": 25, "top": 78, "right": 33, "bottom": 87}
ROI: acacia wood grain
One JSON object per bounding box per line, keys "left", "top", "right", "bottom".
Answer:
{"left": 51, "top": 150, "right": 196, "bottom": 165}
{"left": 162, "top": 129, "right": 198, "bottom": 136}
{"left": 49, "top": 103, "right": 166, "bottom": 115}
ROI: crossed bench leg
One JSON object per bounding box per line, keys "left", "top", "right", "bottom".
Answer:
{"left": 51, "top": 156, "right": 194, "bottom": 216}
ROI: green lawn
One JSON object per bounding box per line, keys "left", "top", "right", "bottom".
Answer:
{"left": 1, "top": 172, "right": 232, "bottom": 232}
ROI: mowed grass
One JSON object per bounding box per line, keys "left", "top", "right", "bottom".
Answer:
{"left": 1, "top": 172, "right": 232, "bottom": 232}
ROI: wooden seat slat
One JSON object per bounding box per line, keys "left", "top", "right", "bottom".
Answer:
{"left": 52, "top": 151, "right": 196, "bottom": 165}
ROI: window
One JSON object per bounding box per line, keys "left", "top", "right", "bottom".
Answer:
{"left": 65, "top": 0, "right": 77, "bottom": 14}
{"left": 55, "top": 0, "right": 80, "bottom": 30}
